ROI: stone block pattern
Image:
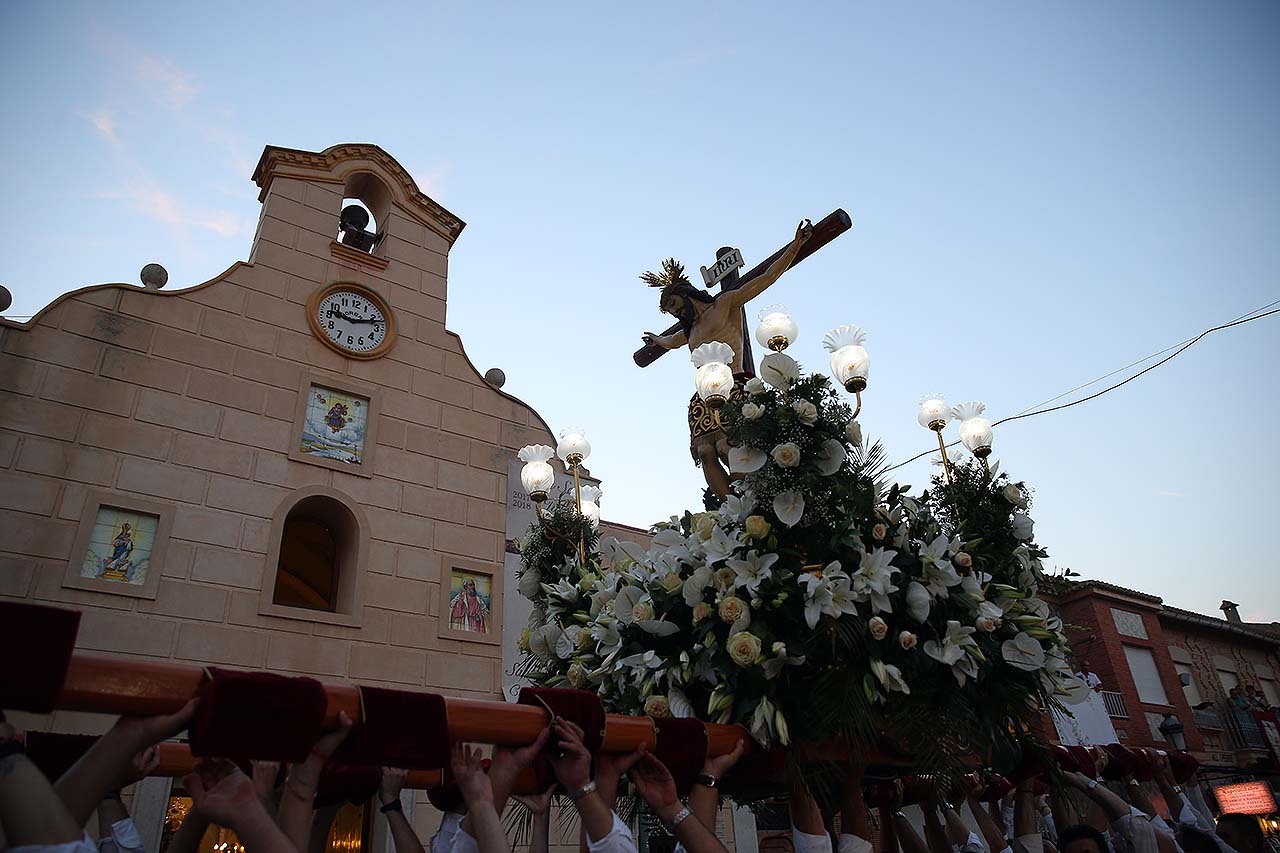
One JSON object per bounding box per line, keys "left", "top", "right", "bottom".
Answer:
{"left": 0, "top": 165, "right": 563, "bottom": 707}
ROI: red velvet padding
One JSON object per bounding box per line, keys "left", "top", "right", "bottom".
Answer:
{"left": 979, "top": 774, "right": 1015, "bottom": 803}
{"left": 652, "top": 717, "right": 708, "bottom": 795}
{"left": 0, "top": 602, "right": 81, "bottom": 712}
{"left": 189, "top": 668, "right": 327, "bottom": 762}
{"left": 315, "top": 762, "right": 381, "bottom": 808}
{"left": 1101, "top": 744, "right": 1137, "bottom": 780}
{"left": 1129, "top": 748, "right": 1154, "bottom": 781}
{"left": 333, "top": 686, "right": 448, "bottom": 769}
{"left": 517, "top": 687, "right": 606, "bottom": 789}
{"left": 1168, "top": 751, "right": 1199, "bottom": 783}
{"left": 24, "top": 732, "right": 97, "bottom": 783}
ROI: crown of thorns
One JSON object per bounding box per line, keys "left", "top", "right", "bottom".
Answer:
{"left": 640, "top": 258, "right": 692, "bottom": 292}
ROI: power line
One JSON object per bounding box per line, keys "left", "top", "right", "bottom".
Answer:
{"left": 885, "top": 300, "right": 1280, "bottom": 473}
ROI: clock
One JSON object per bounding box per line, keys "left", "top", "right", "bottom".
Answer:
{"left": 306, "top": 283, "right": 397, "bottom": 360}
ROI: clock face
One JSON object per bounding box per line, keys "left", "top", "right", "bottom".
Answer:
{"left": 316, "top": 290, "right": 388, "bottom": 354}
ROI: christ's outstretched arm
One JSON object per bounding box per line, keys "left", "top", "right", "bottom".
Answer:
{"left": 728, "top": 220, "right": 813, "bottom": 309}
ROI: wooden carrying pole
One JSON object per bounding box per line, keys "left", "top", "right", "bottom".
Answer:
{"left": 52, "top": 653, "right": 751, "bottom": 790}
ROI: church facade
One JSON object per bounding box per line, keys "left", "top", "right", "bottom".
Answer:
{"left": 0, "top": 144, "right": 654, "bottom": 851}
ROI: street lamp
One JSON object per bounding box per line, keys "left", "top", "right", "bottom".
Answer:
{"left": 953, "top": 401, "right": 994, "bottom": 475}
{"left": 755, "top": 305, "right": 798, "bottom": 352}
{"left": 918, "top": 395, "right": 954, "bottom": 483}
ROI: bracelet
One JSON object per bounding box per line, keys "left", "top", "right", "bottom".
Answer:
{"left": 568, "top": 780, "right": 597, "bottom": 802}
{"left": 1171, "top": 785, "right": 1184, "bottom": 794}
{"left": 694, "top": 773, "right": 718, "bottom": 789}
{"left": 669, "top": 806, "right": 692, "bottom": 828}
{"left": 380, "top": 799, "right": 404, "bottom": 814}
{"left": 1087, "top": 779, "right": 1100, "bottom": 792}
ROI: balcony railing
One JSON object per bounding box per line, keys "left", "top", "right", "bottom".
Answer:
{"left": 1100, "top": 690, "right": 1129, "bottom": 718}
{"left": 1192, "top": 705, "right": 1223, "bottom": 731}
{"left": 1223, "top": 705, "right": 1268, "bottom": 751}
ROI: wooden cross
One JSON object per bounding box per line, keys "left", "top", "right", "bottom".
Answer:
{"left": 632, "top": 208, "right": 853, "bottom": 368}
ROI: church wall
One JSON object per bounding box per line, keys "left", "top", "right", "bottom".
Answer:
{"left": 0, "top": 146, "right": 567, "bottom": 737}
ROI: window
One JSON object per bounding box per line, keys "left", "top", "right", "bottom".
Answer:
{"left": 1175, "top": 662, "right": 1203, "bottom": 705}
{"left": 336, "top": 172, "right": 391, "bottom": 254}
{"left": 273, "top": 517, "right": 339, "bottom": 611}
{"left": 259, "top": 487, "right": 369, "bottom": 627}
{"left": 1218, "top": 669, "right": 1239, "bottom": 693}
{"left": 1123, "top": 645, "right": 1170, "bottom": 705}
{"left": 1259, "top": 678, "right": 1280, "bottom": 707}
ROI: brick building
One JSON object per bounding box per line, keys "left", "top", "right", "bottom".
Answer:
{"left": 0, "top": 143, "right": 655, "bottom": 853}
{"left": 1053, "top": 581, "right": 1279, "bottom": 808}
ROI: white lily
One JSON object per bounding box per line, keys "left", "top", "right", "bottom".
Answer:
{"left": 668, "top": 687, "right": 696, "bottom": 718}
{"left": 517, "top": 568, "right": 542, "bottom": 599}
{"left": 760, "top": 352, "right": 800, "bottom": 388}
{"left": 773, "top": 490, "right": 805, "bottom": 527}
{"left": 613, "top": 586, "right": 644, "bottom": 625}
{"left": 591, "top": 620, "right": 622, "bottom": 656}
{"left": 637, "top": 618, "right": 681, "bottom": 637}
{"left": 798, "top": 562, "right": 841, "bottom": 629}
{"left": 869, "top": 658, "right": 911, "bottom": 694}
{"left": 702, "top": 524, "right": 738, "bottom": 564}
{"left": 1011, "top": 512, "right": 1035, "bottom": 542}
{"left": 719, "top": 489, "right": 756, "bottom": 522}
{"left": 555, "top": 626, "right": 581, "bottom": 660}
{"left": 727, "top": 550, "right": 779, "bottom": 596}
{"left": 762, "top": 642, "right": 806, "bottom": 679}
{"left": 749, "top": 695, "right": 778, "bottom": 746}
{"left": 852, "top": 548, "right": 899, "bottom": 613}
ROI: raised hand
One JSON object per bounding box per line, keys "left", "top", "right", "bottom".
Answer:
{"left": 251, "top": 760, "right": 282, "bottom": 804}
{"left": 185, "top": 759, "right": 258, "bottom": 825}
{"left": 796, "top": 219, "right": 814, "bottom": 243}
{"left": 546, "top": 718, "right": 592, "bottom": 791}
{"left": 513, "top": 786, "right": 556, "bottom": 816}
{"left": 124, "top": 745, "right": 160, "bottom": 785}
{"left": 380, "top": 766, "right": 409, "bottom": 806}
{"left": 451, "top": 743, "right": 494, "bottom": 808}
{"left": 702, "top": 739, "right": 746, "bottom": 780}
{"left": 628, "top": 751, "right": 680, "bottom": 818}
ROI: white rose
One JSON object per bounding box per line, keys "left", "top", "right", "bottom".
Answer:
{"left": 643, "top": 695, "right": 672, "bottom": 717}
{"left": 741, "top": 402, "right": 764, "bottom": 420}
{"left": 899, "top": 631, "right": 918, "bottom": 650}
{"left": 718, "top": 596, "right": 748, "bottom": 623}
{"left": 954, "top": 552, "right": 973, "bottom": 569}
{"left": 1002, "top": 484, "right": 1027, "bottom": 508}
{"left": 714, "top": 568, "right": 736, "bottom": 589}
{"left": 727, "top": 632, "right": 763, "bottom": 667}
{"left": 693, "top": 512, "right": 716, "bottom": 541}
{"left": 869, "top": 616, "right": 889, "bottom": 640}
{"left": 771, "top": 442, "right": 801, "bottom": 468}
{"left": 977, "top": 616, "right": 999, "bottom": 632}
{"left": 872, "top": 523, "right": 888, "bottom": 541}
{"left": 692, "top": 602, "right": 713, "bottom": 622}
{"left": 846, "top": 420, "right": 863, "bottom": 445}
{"left": 744, "top": 377, "right": 766, "bottom": 395}
{"left": 791, "top": 399, "right": 818, "bottom": 426}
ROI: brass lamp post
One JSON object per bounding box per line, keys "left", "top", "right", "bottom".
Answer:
{"left": 917, "top": 395, "right": 954, "bottom": 484}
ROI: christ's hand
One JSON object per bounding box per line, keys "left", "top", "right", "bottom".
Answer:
{"left": 796, "top": 219, "right": 813, "bottom": 243}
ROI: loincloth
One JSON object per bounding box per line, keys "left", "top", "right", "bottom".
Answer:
{"left": 687, "top": 373, "right": 750, "bottom": 465}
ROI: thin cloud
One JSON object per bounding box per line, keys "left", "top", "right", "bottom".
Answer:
{"left": 100, "top": 182, "right": 250, "bottom": 239}
{"left": 1153, "top": 490, "right": 1184, "bottom": 498}
{"left": 92, "top": 26, "right": 199, "bottom": 109}
{"left": 79, "top": 108, "right": 119, "bottom": 144}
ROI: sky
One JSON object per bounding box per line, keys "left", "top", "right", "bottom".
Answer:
{"left": 2, "top": 2, "right": 1278, "bottom": 620}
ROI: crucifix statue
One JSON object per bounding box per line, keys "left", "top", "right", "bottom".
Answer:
{"left": 636, "top": 209, "right": 852, "bottom": 498}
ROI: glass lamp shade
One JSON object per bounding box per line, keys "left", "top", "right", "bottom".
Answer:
{"left": 953, "top": 401, "right": 994, "bottom": 457}
{"left": 755, "top": 306, "right": 798, "bottom": 352}
{"left": 695, "top": 362, "right": 735, "bottom": 405}
{"left": 917, "top": 397, "right": 951, "bottom": 431}
{"left": 556, "top": 429, "right": 591, "bottom": 467}
{"left": 517, "top": 444, "right": 556, "bottom": 501}
{"left": 829, "top": 345, "right": 870, "bottom": 393}
{"left": 959, "top": 418, "right": 994, "bottom": 457}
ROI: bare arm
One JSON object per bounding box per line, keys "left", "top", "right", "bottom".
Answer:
{"left": 278, "top": 712, "right": 353, "bottom": 853}
{"left": 546, "top": 719, "right": 616, "bottom": 844}
{"left": 920, "top": 799, "right": 952, "bottom": 853}
{"left": 57, "top": 702, "right": 194, "bottom": 824}
{"left": 461, "top": 727, "right": 549, "bottom": 839}
{"left": 643, "top": 329, "right": 688, "bottom": 350}
{"left": 452, "top": 743, "right": 507, "bottom": 853}
{"left": 97, "top": 795, "right": 131, "bottom": 839}
{"left": 727, "top": 220, "right": 813, "bottom": 308}
{"left": 1063, "top": 773, "right": 1131, "bottom": 823}
{"left": 691, "top": 739, "right": 745, "bottom": 832}
{"left": 0, "top": 739, "right": 84, "bottom": 846}
{"left": 630, "top": 751, "right": 727, "bottom": 853}
{"left": 162, "top": 811, "right": 210, "bottom": 853}
{"left": 185, "top": 759, "right": 297, "bottom": 853}
{"left": 967, "top": 795, "right": 1008, "bottom": 853}
{"left": 514, "top": 791, "right": 555, "bottom": 853}
{"left": 379, "top": 768, "right": 425, "bottom": 853}
{"left": 840, "top": 754, "right": 874, "bottom": 842}
{"left": 893, "top": 810, "right": 931, "bottom": 853}
{"left": 941, "top": 802, "right": 975, "bottom": 850}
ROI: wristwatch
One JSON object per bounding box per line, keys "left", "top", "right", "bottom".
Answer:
{"left": 568, "top": 780, "right": 598, "bottom": 802}
{"left": 380, "top": 799, "right": 404, "bottom": 814}
{"left": 694, "top": 773, "right": 719, "bottom": 789}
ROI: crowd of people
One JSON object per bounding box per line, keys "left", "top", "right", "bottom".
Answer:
{"left": 0, "top": 701, "right": 1269, "bottom": 853}
{"left": 1227, "top": 686, "right": 1273, "bottom": 713}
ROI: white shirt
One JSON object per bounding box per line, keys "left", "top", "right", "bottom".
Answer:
{"left": 97, "top": 818, "right": 145, "bottom": 853}
{"left": 584, "top": 812, "right": 638, "bottom": 853}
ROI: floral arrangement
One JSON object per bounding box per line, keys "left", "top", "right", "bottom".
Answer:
{"left": 515, "top": 351, "right": 1087, "bottom": 779}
